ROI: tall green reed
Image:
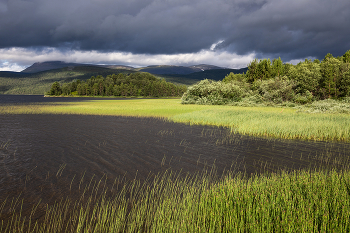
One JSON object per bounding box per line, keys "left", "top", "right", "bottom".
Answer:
{"left": 2, "top": 166, "right": 350, "bottom": 232}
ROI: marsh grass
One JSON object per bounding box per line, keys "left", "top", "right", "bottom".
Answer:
{"left": 296, "top": 98, "right": 350, "bottom": 114}
{"left": 2, "top": 166, "right": 350, "bottom": 232}
{"left": 1, "top": 99, "right": 349, "bottom": 142}
{"left": 172, "top": 108, "right": 350, "bottom": 142}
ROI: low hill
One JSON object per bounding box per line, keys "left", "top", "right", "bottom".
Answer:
{"left": 21, "top": 61, "right": 89, "bottom": 73}
{"left": 1, "top": 61, "right": 247, "bottom": 94}
{"left": 21, "top": 61, "right": 137, "bottom": 73}
{"left": 0, "top": 66, "right": 135, "bottom": 95}
{"left": 21, "top": 61, "right": 231, "bottom": 76}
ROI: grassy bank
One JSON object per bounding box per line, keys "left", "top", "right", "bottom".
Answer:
{"left": 2, "top": 168, "right": 350, "bottom": 232}
{"left": 1, "top": 98, "right": 349, "bottom": 142}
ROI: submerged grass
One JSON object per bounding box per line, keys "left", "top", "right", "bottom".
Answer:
{"left": 1, "top": 98, "right": 349, "bottom": 142}
{"left": 2, "top": 168, "right": 350, "bottom": 232}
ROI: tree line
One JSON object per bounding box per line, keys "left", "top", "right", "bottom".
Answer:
{"left": 182, "top": 50, "right": 350, "bottom": 105}
{"left": 49, "top": 72, "right": 187, "bottom": 97}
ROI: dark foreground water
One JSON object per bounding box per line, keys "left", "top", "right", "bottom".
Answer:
{"left": 0, "top": 94, "right": 133, "bottom": 104}
{"left": 0, "top": 95, "right": 349, "bottom": 223}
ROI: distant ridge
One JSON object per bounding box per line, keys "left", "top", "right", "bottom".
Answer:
{"left": 21, "top": 61, "right": 234, "bottom": 75}
{"left": 21, "top": 61, "right": 136, "bottom": 73}
{"left": 189, "top": 64, "right": 227, "bottom": 71}
{"left": 102, "top": 65, "right": 135, "bottom": 70}
{"left": 21, "top": 61, "right": 89, "bottom": 73}
{"left": 138, "top": 64, "right": 228, "bottom": 75}
{"left": 160, "top": 67, "right": 248, "bottom": 85}
{"left": 1, "top": 61, "right": 247, "bottom": 94}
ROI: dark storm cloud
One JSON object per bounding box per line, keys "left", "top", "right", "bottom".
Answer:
{"left": 0, "top": 0, "right": 349, "bottom": 61}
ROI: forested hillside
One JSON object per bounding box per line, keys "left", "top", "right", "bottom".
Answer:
{"left": 0, "top": 66, "right": 134, "bottom": 95}
{"left": 182, "top": 50, "right": 350, "bottom": 106}
{"left": 48, "top": 72, "right": 187, "bottom": 97}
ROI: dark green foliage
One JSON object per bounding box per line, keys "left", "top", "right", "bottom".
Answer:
{"left": 181, "top": 79, "right": 246, "bottom": 105}
{"left": 246, "top": 58, "right": 272, "bottom": 82}
{"left": 222, "top": 72, "right": 246, "bottom": 84}
{"left": 320, "top": 57, "right": 342, "bottom": 98}
{"left": 183, "top": 49, "right": 350, "bottom": 105}
{"left": 271, "top": 57, "right": 284, "bottom": 77}
{"left": 49, "top": 72, "right": 187, "bottom": 97}
{"left": 338, "top": 64, "right": 350, "bottom": 97}
{"left": 49, "top": 81, "right": 62, "bottom": 95}
{"left": 0, "top": 66, "right": 135, "bottom": 95}
{"left": 257, "top": 76, "right": 296, "bottom": 103}
{"left": 343, "top": 50, "right": 350, "bottom": 63}
{"left": 288, "top": 59, "right": 321, "bottom": 95}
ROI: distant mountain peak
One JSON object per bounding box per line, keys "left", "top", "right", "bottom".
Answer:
{"left": 21, "top": 61, "right": 135, "bottom": 73}
{"left": 21, "top": 61, "right": 84, "bottom": 73}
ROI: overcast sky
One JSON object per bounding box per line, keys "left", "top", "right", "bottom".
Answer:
{"left": 1, "top": 0, "right": 349, "bottom": 71}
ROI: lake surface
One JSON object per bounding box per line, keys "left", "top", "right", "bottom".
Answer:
{"left": 0, "top": 95, "right": 349, "bottom": 222}
{"left": 0, "top": 94, "right": 134, "bottom": 104}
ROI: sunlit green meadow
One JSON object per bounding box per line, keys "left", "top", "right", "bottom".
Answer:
{"left": 1, "top": 98, "right": 349, "bottom": 142}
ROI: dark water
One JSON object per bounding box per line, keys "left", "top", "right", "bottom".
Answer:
{"left": 0, "top": 95, "right": 349, "bottom": 223}
{"left": 0, "top": 94, "right": 135, "bottom": 104}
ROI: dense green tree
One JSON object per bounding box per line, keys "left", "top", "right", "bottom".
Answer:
{"left": 257, "top": 59, "right": 272, "bottom": 80}
{"left": 338, "top": 62, "right": 350, "bottom": 97}
{"left": 245, "top": 59, "right": 259, "bottom": 82}
{"left": 258, "top": 76, "right": 296, "bottom": 103}
{"left": 343, "top": 50, "right": 350, "bottom": 63}
{"left": 92, "top": 83, "right": 99, "bottom": 96}
{"left": 77, "top": 83, "right": 84, "bottom": 95}
{"left": 288, "top": 60, "right": 321, "bottom": 96}
{"left": 320, "top": 57, "right": 341, "bottom": 98}
{"left": 246, "top": 59, "right": 273, "bottom": 82}
{"left": 271, "top": 57, "right": 284, "bottom": 78}
{"left": 49, "top": 72, "right": 186, "bottom": 97}
{"left": 49, "top": 81, "right": 62, "bottom": 95}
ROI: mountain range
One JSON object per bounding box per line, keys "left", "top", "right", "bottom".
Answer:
{"left": 0, "top": 61, "right": 247, "bottom": 94}
{"left": 21, "top": 61, "right": 232, "bottom": 75}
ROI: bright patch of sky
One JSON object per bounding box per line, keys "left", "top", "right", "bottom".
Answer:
{"left": 210, "top": 40, "right": 224, "bottom": 51}
{"left": 0, "top": 61, "right": 26, "bottom": 72}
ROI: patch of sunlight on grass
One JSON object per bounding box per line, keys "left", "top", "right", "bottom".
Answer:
{"left": 1, "top": 98, "right": 349, "bottom": 142}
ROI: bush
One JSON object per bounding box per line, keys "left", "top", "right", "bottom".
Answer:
{"left": 293, "top": 90, "right": 314, "bottom": 104}
{"left": 258, "top": 76, "right": 296, "bottom": 103}
{"left": 181, "top": 79, "right": 245, "bottom": 105}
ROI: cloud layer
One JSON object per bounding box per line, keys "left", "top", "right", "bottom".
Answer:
{"left": 0, "top": 47, "right": 256, "bottom": 71}
{"left": 1, "top": 0, "right": 349, "bottom": 71}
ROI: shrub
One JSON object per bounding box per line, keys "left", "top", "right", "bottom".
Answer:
{"left": 181, "top": 79, "right": 245, "bottom": 105}
{"left": 258, "top": 76, "right": 296, "bottom": 103}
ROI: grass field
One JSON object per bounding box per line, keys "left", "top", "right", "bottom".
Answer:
{"left": 1, "top": 98, "right": 349, "bottom": 142}
{"left": 2, "top": 168, "right": 350, "bottom": 232}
